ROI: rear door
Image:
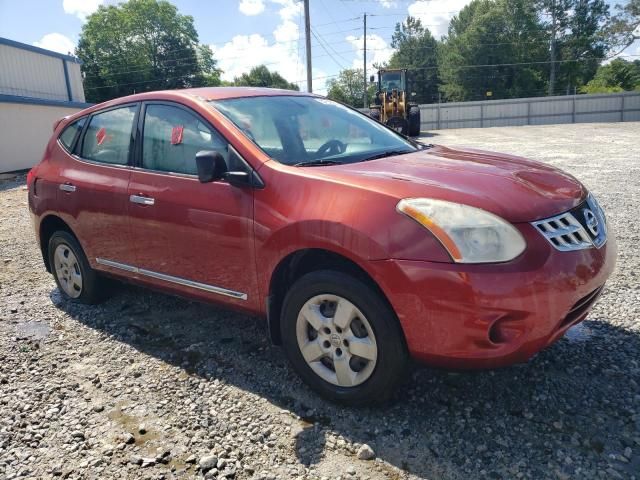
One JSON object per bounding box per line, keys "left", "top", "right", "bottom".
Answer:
{"left": 126, "top": 101, "right": 258, "bottom": 309}
{"left": 59, "top": 103, "right": 139, "bottom": 268}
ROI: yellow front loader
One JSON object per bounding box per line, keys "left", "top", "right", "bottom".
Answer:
{"left": 368, "top": 69, "right": 421, "bottom": 136}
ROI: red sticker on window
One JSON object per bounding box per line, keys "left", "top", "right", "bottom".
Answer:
{"left": 171, "top": 125, "right": 184, "bottom": 145}
{"left": 96, "top": 127, "right": 107, "bottom": 145}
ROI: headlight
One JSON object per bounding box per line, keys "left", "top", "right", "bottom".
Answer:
{"left": 397, "top": 198, "right": 526, "bottom": 263}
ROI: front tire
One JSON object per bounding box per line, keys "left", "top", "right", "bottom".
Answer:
{"left": 48, "top": 231, "right": 106, "bottom": 304}
{"left": 280, "top": 270, "right": 408, "bottom": 405}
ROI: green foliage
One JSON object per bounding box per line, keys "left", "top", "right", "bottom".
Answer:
{"left": 581, "top": 58, "right": 640, "bottom": 92}
{"left": 77, "top": 0, "right": 221, "bottom": 103}
{"left": 606, "top": 0, "right": 640, "bottom": 53}
{"left": 326, "top": 68, "right": 374, "bottom": 107}
{"left": 552, "top": 0, "right": 610, "bottom": 94}
{"left": 438, "top": 0, "right": 547, "bottom": 101}
{"left": 386, "top": 16, "right": 440, "bottom": 104}
{"left": 233, "top": 65, "right": 299, "bottom": 90}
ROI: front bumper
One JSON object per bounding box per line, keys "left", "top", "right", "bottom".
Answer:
{"left": 368, "top": 223, "right": 617, "bottom": 369}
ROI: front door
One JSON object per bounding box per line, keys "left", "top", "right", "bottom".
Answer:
{"left": 127, "top": 102, "right": 258, "bottom": 309}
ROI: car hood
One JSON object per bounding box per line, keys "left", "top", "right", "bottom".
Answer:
{"left": 313, "top": 144, "right": 587, "bottom": 223}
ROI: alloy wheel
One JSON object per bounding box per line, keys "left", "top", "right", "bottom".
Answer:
{"left": 296, "top": 294, "right": 378, "bottom": 387}
{"left": 53, "top": 244, "right": 83, "bottom": 298}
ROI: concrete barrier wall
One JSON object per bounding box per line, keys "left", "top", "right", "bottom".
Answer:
{"left": 418, "top": 92, "right": 640, "bottom": 131}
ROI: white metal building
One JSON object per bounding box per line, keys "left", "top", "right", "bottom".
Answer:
{"left": 0, "top": 37, "right": 92, "bottom": 172}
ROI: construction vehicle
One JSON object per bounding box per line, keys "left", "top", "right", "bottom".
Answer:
{"left": 368, "top": 68, "right": 421, "bottom": 137}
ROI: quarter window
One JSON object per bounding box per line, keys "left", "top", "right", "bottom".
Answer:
{"left": 141, "top": 104, "right": 228, "bottom": 175}
{"left": 81, "top": 105, "right": 137, "bottom": 165}
{"left": 59, "top": 117, "right": 85, "bottom": 152}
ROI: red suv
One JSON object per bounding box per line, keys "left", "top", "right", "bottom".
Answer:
{"left": 28, "top": 88, "right": 616, "bottom": 404}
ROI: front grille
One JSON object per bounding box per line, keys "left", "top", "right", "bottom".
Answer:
{"left": 532, "top": 194, "right": 607, "bottom": 252}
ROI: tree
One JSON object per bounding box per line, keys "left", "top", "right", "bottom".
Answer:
{"left": 439, "top": 0, "right": 548, "bottom": 101}
{"left": 536, "top": 0, "right": 572, "bottom": 94}
{"left": 554, "top": 0, "right": 611, "bottom": 94}
{"left": 233, "top": 65, "right": 299, "bottom": 90}
{"left": 326, "top": 68, "right": 374, "bottom": 107}
{"left": 606, "top": 0, "right": 640, "bottom": 56}
{"left": 386, "top": 16, "right": 440, "bottom": 104}
{"left": 77, "top": 0, "right": 221, "bottom": 103}
{"left": 581, "top": 58, "right": 640, "bottom": 92}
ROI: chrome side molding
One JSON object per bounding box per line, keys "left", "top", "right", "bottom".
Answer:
{"left": 95, "top": 258, "right": 247, "bottom": 300}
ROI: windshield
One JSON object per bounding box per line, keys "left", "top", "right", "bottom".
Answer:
{"left": 380, "top": 72, "right": 404, "bottom": 91}
{"left": 209, "top": 96, "right": 416, "bottom": 166}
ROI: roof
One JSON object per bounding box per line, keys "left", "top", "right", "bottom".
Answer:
{"left": 0, "top": 37, "right": 81, "bottom": 64}
{"left": 72, "top": 86, "right": 314, "bottom": 114}
{"left": 180, "top": 86, "right": 313, "bottom": 101}
{"left": 54, "top": 86, "right": 318, "bottom": 129}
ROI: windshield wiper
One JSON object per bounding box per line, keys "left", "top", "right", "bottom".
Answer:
{"left": 359, "top": 150, "right": 413, "bottom": 162}
{"left": 293, "top": 159, "right": 344, "bottom": 167}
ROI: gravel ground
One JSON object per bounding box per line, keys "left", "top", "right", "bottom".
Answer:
{"left": 1, "top": 122, "right": 639, "bottom": 480}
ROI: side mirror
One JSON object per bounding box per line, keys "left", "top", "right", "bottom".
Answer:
{"left": 369, "top": 75, "right": 375, "bottom": 83}
{"left": 195, "top": 150, "right": 227, "bottom": 183}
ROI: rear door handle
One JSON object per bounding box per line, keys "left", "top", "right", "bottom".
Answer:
{"left": 59, "top": 183, "right": 76, "bottom": 193}
{"left": 129, "top": 194, "right": 155, "bottom": 206}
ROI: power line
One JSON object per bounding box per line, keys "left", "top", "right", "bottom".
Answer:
{"left": 313, "top": 16, "right": 361, "bottom": 28}
{"left": 311, "top": 28, "right": 347, "bottom": 69}
{"left": 80, "top": 25, "right": 363, "bottom": 70}
{"left": 85, "top": 53, "right": 640, "bottom": 90}
{"left": 393, "top": 54, "right": 640, "bottom": 72}
{"left": 82, "top": 48, "right": 361, "bottom": 83}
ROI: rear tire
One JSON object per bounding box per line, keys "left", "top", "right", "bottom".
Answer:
{"left": 280, "top": 270, "right": 408, "bottom": 406}
{"left": 48, "top": 231, "right": 106, "bottom": 304}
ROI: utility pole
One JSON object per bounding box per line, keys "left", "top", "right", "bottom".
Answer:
{"left": 363, "top": 13, "right": 367, "bottom": 108}
{"left": 549, "top": 0, "right": 557, "bottom": 96}
{"left": 304, "top": 0, "right": 312, "bottom": 93}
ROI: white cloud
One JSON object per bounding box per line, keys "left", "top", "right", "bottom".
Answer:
{"left": 272, "top": 0, "right": 302, "bottom": 20}
{"left": 211, "top": 0, "right": 322, "bottom": 91}
{"left": 239, "top": 0, "right": 265, "bottom": 16}
{"left": 63, "top": 0, "right": 104, "bottom": 21}
{"left": 407, "top": 0, "right": 472, "bottom": 39}
{"left": 33, "top": 33, "right": 76, "bottom": 55}
{"left": 212, "top": 35, "right": 313, "bottom": 89}
{"left": 274, "top": 20, "right": 299, "bottom": 43}
{"left": 377, "top": 0, "right": 397, "bottom": 7}
{"left": 346, "top": 34, "right": 394, "bottom": 72}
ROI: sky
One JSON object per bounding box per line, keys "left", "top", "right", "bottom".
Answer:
{"left": 0, "top": 0, "right": 638, "bottom": 95}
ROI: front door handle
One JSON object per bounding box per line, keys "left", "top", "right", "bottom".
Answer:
{"left": 59, "top": 183, "right": 76, "bottom": 193}
{"left": 129, "top": 194, "right": 155, "bottom": 206}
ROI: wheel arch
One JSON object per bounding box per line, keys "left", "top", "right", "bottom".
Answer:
{"left": 39, "top": 214, "right": 78, "bottom": 272}
{"left": 266, "top": 248, "right": 404, "bottom": 347}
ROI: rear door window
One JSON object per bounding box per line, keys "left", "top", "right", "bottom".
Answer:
{"left": 81, "top": 105, "right": 137, "bottom": 165}
{"left": 141, "top": 104, "right": 229, "bottom": 175}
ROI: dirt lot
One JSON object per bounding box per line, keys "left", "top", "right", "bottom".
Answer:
{"left": 1, "top": 122, "right": 639, "bottom": 480}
